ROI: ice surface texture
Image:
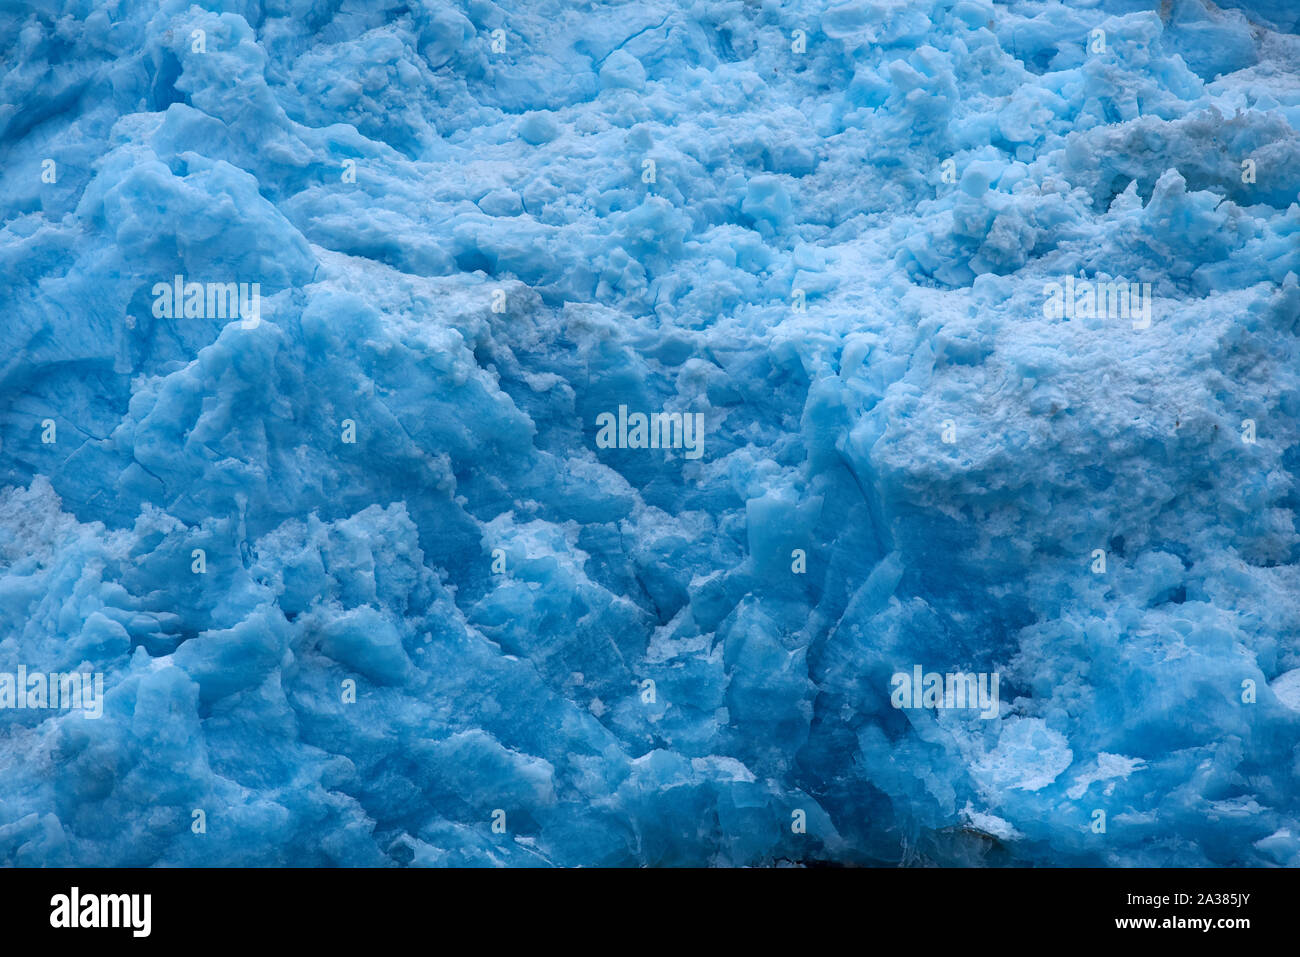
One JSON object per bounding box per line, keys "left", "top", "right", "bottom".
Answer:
{"left": 1, "top": 0, "right": 1298, "bottom": 866}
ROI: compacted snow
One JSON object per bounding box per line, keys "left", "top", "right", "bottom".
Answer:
{"left": 1, "top": 0, "right": 1298, "bottom": 865}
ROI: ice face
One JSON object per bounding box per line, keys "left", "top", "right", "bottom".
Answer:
{"left": 0, "top": 0, "right": 1297, "bottom": 867}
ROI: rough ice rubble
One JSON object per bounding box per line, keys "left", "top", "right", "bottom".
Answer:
{"left": 0, "top": 0, "right": 1298, "bottom": 866}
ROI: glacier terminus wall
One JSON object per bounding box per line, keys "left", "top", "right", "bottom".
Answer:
{"left": 1, "top": 0, "right": 1299, "bottom": 867}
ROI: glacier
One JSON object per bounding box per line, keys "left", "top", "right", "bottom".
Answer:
{"left": 0, "top": 0, "right": 1298, "bottom": 867}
